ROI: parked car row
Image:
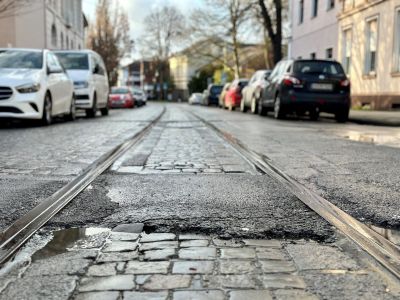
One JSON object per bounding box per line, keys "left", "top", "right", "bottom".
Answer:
{"left": 0, "top": 48, "right": 109, "bottom": 125}
{"left": 189, "top": 59, "right": 351, "bottom": 122}
{"left": 108, "top": 86, "right": 147, "bottom": 108}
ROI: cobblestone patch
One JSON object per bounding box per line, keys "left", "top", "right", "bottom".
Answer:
{"left": 2, "top": 229, "right": 397, "bottom": 300}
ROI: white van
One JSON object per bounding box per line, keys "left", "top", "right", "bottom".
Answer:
{"left": 55, "top": 50, "right": 109, "bottom": 117}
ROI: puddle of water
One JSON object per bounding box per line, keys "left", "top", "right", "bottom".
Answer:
{"left": 369, "top": 225, "right": 400, "bottom": 246}
{"left": 31, "top": 227, "right": 110, "bottom": 261}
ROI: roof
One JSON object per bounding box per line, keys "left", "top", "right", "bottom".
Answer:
{"left": 0, "top": 48, "right": 43, "bottom": 52}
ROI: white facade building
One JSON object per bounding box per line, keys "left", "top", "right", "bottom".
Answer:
{"left": 289, "top": 0, "right": 341, "bottom": 59}
{"left": 0, "top": 0, "right": 86, "bottom": 50}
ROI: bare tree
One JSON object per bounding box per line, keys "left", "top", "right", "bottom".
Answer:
{"left": 86, "top": 0, "right": 131, "bottom": 86}
{"left": 0, "top": 0, "right": 30, "bottom": 18}
{"left": 189, "top": 0, "right": 253, "bottom": 78}
{"left": 256, "top": 0, "right": 286, "bottom": 64}
{"left": 139, "top": 5, "right": 186, "bottom": 99}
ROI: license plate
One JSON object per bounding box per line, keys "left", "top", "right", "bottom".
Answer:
{"left": 311, "top": 83, "right": 333, "bottom": 91}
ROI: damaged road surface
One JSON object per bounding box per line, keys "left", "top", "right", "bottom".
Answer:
{"left": 1, "top": 103, "right": 399, "bottom": 299}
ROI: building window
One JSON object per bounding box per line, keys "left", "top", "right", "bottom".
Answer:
{"left": 60, "top": 32, "right": 64, "bottom": 49}
{"left": 326, "top": 48, "right": 333, "bottom": 59}
{"left": 394, "top": 8, "right": 400, "bottom": 72}
{"left": 66, "top": 36, "right": 69, "bottom": 49}
{"left": 342, "top": 28, "right": 352, "bottom": 74}
{"left": 51, "top": 24, "right": 57, "bottom": 47}
{"left": 365, "top": 17, "right": 378, "bottom": 74}
{"left": 312, "top": 0, "right": 318, "bottom": 18}
{"left": 299, "top": 0, "right": 304, "bottom": 24}
{"left": 327, "top": 0, "right": 335, "bottom": 11}
{"left": 310, "top": 52, "right": 316, "bottom": 59}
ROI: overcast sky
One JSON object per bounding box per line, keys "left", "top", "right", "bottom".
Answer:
{"left": 82, "top": 0, "right": 203, "bottom": 57}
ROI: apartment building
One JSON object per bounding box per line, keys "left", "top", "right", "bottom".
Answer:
{"left": 0, "top": 0, "right": 86, "bottom": 50}
{"left": 338, "top": 0, "right": 400, "bottom": 109}
{"left": 289, "top": 0, "right": 341, "bottom": 59}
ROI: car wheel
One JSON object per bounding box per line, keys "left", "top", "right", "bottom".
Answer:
{"left": 273, "top": 95, "right": 285, "bottom": 119}
{"left": 258, "top": 99, "right": 267, "bottom": 116}
{"left": 41, "top": 93, "right": 52, "bottom": 126}
{"left": 86, "top": 94, "right": 97, "bottom": 118}
{"left": 335, "top": 109, "right": 349, "bottom": 123}
{"left": 100, "top": 103, "right": 109, "bottom": 116}
{"left": 309, "top": 109, "right": 320, "bottom": 121}
{"left": 240, "top": 99, "right": 247, "bottom": 113}
{"left": 251, "top": 95, "right": 258, "bottom": 114}
{"left": 66, "top": 94, "right": 76, "bottom": 121}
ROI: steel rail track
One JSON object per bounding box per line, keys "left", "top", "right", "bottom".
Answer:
{"left": 0, "top": 107, "right": 166, "bottom": 265}
{"left": 189, "top": 111, "right": 400, "bottom": 281}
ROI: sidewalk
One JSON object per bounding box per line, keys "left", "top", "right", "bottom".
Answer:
{"left": 349, "top": 110, "right": 400, "bottom": 126}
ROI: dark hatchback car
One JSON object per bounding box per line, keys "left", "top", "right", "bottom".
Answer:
{"left": 204, "top": 84, "right": 224, "bottom": 106}
{"left": 259, "top": 59, "right": 351, "bottom": 122}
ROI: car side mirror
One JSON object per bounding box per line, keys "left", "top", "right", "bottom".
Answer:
{"left": 93, "top": 64, "right": 100, "bottom": 74}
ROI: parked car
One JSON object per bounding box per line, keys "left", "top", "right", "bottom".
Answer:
{"left": 131, "top": 88, "right": 147, "bottom": 106}
{"left": 224, "top": 79, "right": 249, "bottom": 110}
{"left": 0, "top": 48, "right": 75, "bottom": 125}
{"left": 108, "top": 86, "right": 135, "bottom": 108}
{"left": 189, "top": 93, "right": 203, "bottom": 105}
{"left": 202, "top": 84, "right": 224, "bottom": 106}
{"left": 219, "top": 83, "right": 231, "bottom": 108}
{"left": 258, "top": 59, "right": 351, "bottom": 122}
{"left": 54, "top": 50, "right": 109, "bottom": 118}
{"left": 241, "top": 69, "right": 272, "bottom": 114}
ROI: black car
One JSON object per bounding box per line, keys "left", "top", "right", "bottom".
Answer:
{"left": 204, "top": 84, "right": 224, "bottom": 106}
{"left": 258, "top": 59, "right": 351, "bottom": 122}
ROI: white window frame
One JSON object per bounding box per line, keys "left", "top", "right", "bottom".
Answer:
{"left": 342, "top": 25, "right": 353, "bottom": 75}
{"left": 326, "top": 48, "right": 333, "bottom": 59}
{"left": 298, "top": 0, "right": 304, "bottom": 24}
{"left": 393, "top": 7, "right": 400, "bottom": 73}
{"left": 364, "top": 15, "right": 379, "bottom": 75}
{"left": 312, "top": 0, "right": 319, "bottom": 18}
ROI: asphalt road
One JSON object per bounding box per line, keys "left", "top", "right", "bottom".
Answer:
{"left": 0, "top": 102, "right": 399, "bottom": 242}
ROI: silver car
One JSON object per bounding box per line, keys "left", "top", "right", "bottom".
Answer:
{"left": 240, "top": 69, "right": 271, "bottom": 114}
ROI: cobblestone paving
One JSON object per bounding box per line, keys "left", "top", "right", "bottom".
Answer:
{"left": 113, "top": 108, "right": 255, "bottom": 175}
{"left": 1, "top": 226, "right": 397, "bottom": 300}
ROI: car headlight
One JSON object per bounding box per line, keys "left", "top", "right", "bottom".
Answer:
{"left": 17, "top": 83, "right": 41, "bottom": 94}
{"left": 74, "top": 81, "right": 89, "bottom": 89}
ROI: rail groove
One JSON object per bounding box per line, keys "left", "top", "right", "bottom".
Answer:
{"left": 0, "top": 107, "right": 166, "bottom": 265}
{"left": 190, "top": 111, "right": 400, "bottom": 281}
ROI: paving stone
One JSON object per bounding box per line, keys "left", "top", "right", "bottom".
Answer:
{"left": 260, "top": 260, "right": 297, "bottom": 273}
{"left": 220, "top": 248, "right": 256, "bottom": 259}
{"left": 212, "top": 239, "right": 243, "bottom": 248}
{"left": 75, "top": 291, "right": 120, "bottom": 300}
{"left": 118, "top": 166, "right": 143, "bottom": 173}
{"left": 262, "top": 274, "right": 307, "bottom": 289}
{"left": 179, "top": 234, "right": 209, "bottom": 240}
{"left": 285, "top": 244, "right": 360, "bottom": 271}
{"left": 203, "top": 169, "right": 223, "bottom": 173}
{"left": 125, "top": 261, "right": 170, "bottom": 274}
{"left": 113, "top": 223, "right": 144, "bottom": 233}
{"left": 174, "top": 290, "right": 225, "bottom": 300}
{"left": 179, "top": 247, "right": 217, "bottom": 260}
{"left": 79, "top": 275, "right": 135, "bottom": 292}
{"left": 1, "top": 275, "right": 78, "bottom": 300}
{"left": 103, "top": 241, "right": 138, "bottom": 252}
{"left": 97, "top": 251, "right": 138, "bottom": 263}
{"left": 140, "top": 241, "right": 178, "bottom": 251}
{"left": 220, "top": 260, "right": 256, "bottom": 274}
{"left": 180, "top": 240, "right": 209, "bottom": 247}
{"left": 136, "top": 275, "right": 152, "bottom": 285}
{"left": 142, "top": 275, "right": 191, "bottom": 290}
{"left": 229, "top": 290, "right": 273, "bottom": 300}
{"left": 24, "top": 258, "right": 91, "bottom": 277}
{"left": 110, "top": 232, "right": 139, "bottom": 241}
{"left": 124, "top": 291, "right": 168, "bottom": 300}
{"left": 273, "top": 289, "right": 319, "bottom": 300}
{"left": 144, "top": 248, "right": 176, "bottom": 261}
{"left": 243, "top": 239, "right": 282, "bottom": 248}
{"left": 87, "top": 263, "right": 117, "bottom": 276}
{"left": 141, "top": 233, "right": 176, "bottom": 243}
{"left": 256, "top": 248, "right": 287, "bottom": 260}
{"left": 173, "top": 261, "right": 214, "bottom": 274}
{"left": 117, "top": 262, "right": 126, "bottom": 272}
{"left": 202, "top": 275, "right": 257, "bottom": 289}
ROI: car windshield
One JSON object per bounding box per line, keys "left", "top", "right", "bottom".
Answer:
{"left": 55, "top": 52, "right": 89, "bottom": 70}
{"left": 238, "top": 81, "right": 249, "bottom": 87}
{"left": 111, "top": 87, "right": 130, "bottom": 94}
{"left": 0, "top": 50, "right": 43, "bottom": 69}
{"left": 293, "top": 61, "right": 345, "bottom": 76}
{"left": 210, "top": 86, "right": 223, "bottom": 94}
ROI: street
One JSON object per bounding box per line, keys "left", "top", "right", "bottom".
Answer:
{"left": 0, "top": 103, "right": 399, "bottom": 299}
